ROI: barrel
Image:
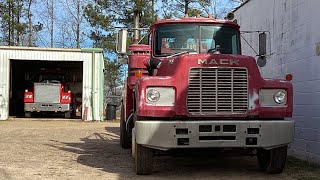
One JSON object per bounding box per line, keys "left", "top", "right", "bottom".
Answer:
{"left": 106, "top": 104, "right": 116, "bottom": 120}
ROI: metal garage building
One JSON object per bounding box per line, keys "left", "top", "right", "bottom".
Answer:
{"left": 233, "top": 0, "right": 320, "bottom": 164}
{"left": 0, "top": 46, "right": 105, "bottom": 121}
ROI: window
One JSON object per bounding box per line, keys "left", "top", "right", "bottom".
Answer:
{"left": 154, "top": 24, "right": 240, "bottom": 56}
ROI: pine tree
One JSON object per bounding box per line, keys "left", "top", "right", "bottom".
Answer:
{"left": 0, "top": 0, "right": 37, "bottom": 46}
{"left": 83, "top": 0, "right": 155, "bottom": 52}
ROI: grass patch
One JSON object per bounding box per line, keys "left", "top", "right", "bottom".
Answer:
{"left": 285, "top": 156, "right": 320, "bottom": 180}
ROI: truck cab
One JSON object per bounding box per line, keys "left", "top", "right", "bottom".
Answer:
{"left": 118, "top": 15, "right": 294, "bottom": 175}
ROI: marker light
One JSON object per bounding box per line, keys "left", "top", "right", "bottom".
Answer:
{"left": 135, "top": 70, "right": 142, "bottom": 78}
{"left": 285, "top": 73, "right": 293, "bottom": 81}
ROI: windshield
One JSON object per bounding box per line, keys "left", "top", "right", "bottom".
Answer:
{"left": 39, "top": 74, "right": 63, "bottom": 83}
{"left": 154, "top": 24, "right": 240, "bottom": 56}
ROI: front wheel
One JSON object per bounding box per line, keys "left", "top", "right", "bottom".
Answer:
{"left": 257, "top": 145, "right": 288, "bottom": 174}
{"left": 134, "top": 141, "right": 153, "bottom": 175}
{"left": 64, "top": 111, "right": 71, "bottom": 119}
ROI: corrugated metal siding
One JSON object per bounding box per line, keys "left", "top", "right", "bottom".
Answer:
{"left": 0, "top": 47, "right": 104, "bottom": 121}
{"left": 234, "top": 0, "right": 320, "bottom": 164}
{"left": 0, "top": 51, "right": 10, "bottom": 120}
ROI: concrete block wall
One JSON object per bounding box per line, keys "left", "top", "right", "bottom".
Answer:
{"left": 234, "top": 0, "right": 320, "bottom": 164}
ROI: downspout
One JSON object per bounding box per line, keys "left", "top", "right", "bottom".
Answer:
{"left": 100, "top": 54, "right": 104, "bottom": 121}
{"left": 92, "top": 51, "right": 95, "bottom": 120}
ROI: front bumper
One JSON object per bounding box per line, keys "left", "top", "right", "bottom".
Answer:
{"left": 25, "top": 103, "right": 70, "bottom": 112}
{"left": 135, "top": 120, "right": 294, "bottom": 150}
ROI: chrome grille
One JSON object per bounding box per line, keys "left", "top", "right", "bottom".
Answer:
{"left": 188, "top": 68, "right": 248, "bottom": 114}
{"left": 34, "top": 83, "right": 60, "bottom": 103}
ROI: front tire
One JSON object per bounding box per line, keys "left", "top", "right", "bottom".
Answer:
{"left": 257, "top": 145, "right": 288, "bottom": 174}
{"left": 64, "top": 111, "right": 71, "bottom": 119}
{"left": 134, "top": 141, "right": 153, "bottom": 175}
{"left": 25, "top": 112, "right": 32, "bottom": 118}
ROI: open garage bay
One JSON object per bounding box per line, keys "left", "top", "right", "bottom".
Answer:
{"left": 10, "top": 60, "right": 83, "bottom": 118}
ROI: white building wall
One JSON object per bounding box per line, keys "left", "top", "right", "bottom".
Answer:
{"left": 0, "top": 47, "right": 104, "bottom": 121}
{"left": 234, "top": 0, "right": 320, "bottom": 164}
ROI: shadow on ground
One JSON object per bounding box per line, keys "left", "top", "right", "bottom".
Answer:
{"left": 49, "top": 126, "right": 285, "bottom": 180}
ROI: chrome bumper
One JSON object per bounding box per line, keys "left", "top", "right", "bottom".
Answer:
{"left": 135, "top": 120, "right": 294, "bottom": 150}
{"left": 24, "top": 103, "right": 70, "bottom": 112}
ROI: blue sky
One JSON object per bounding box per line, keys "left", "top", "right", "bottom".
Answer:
{"left": 30, "top": 0, "right": 242, "bottom": 56}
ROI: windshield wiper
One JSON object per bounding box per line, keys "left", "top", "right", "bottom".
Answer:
{"left": 165, "top": 51, "right": 189, "bottom": 58}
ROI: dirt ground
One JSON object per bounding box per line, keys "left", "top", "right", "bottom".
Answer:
{"left": 0, "top": 119, "right": 314, "bottom": 180}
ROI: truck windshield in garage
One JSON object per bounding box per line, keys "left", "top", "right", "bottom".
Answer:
{"left": 154, "top": 24, "right": 240, "bottom": 56}
{"left": 40, "top": 74, "right": 63, "bottom": 83}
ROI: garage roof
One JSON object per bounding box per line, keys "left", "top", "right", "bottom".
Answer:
{"left": 0, "top": 46, "right": 104, "bottom": 53}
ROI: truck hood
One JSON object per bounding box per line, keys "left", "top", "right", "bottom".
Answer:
{"left": 156, "top": 54, "right": 262, "bottom": 79}
{"left": 136, "top": 54, "right": 292, "bottom": 118}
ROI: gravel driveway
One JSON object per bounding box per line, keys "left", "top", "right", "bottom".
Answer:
{"left": 0, "top": 119, "right": 296, "bottom": 180}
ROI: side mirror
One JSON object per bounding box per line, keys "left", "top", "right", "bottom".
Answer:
{"left": 259, "top": 32, "right": 267, "bottom": 56}
{"left": 257, "top": 32, "right": 267, "bottom": 67}
{"left": 257, "top": 56, "right": 267, "bottom": 67}
{"left": 116, "top": 29, "right": 128, "bottom": 54}
{"left": 226, "top": 12, "right": 235, "bottom": 21}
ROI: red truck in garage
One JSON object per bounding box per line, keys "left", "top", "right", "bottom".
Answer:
{"left": 24, "top": 73, "right": 72, "bottom": 118}
{"left": 117, "top": 13, "right": 294, "bottom": 175}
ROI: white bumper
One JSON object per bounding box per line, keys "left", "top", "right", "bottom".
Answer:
{"left": 135, "top": 120, "right": 294, "bottom": 150}
{"left": 24, "top": 103, "right": 70, "bottom": 112}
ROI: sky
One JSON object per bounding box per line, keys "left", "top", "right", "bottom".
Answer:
{"left": 26, "top": 0, "right": 242, "bottom": 63}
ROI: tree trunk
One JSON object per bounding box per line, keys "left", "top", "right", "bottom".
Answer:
{"left": 213, "top": 0, "right": 217, "bottom": 18}
{"left": 8, "top": 1, "right": 13, "bottom": 45}
{"left": 151, "top": 0, "right": 155, "bottom": 21}
{"left": 16, "top": 0, "right": 20, "bottom": 45}
{"left": 27, "top": 0, "right": 33, "bottom": 47}
{"left": 50, "top": 0, "right": 54, "bottom": 48}
{"left": 184, "top": 0, "right": 189, "bottom": 15}
{"left": 76, "top": 0, "right": 80, "bottom": 48}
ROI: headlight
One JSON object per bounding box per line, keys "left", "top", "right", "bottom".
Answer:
{"left": 146, "top": 87, "right": 175, "bottom": 106}
{"left": 273, "top": 91, "right": 286, "bottom": 104}
{"left": 260, "top": 89, "right": 287, "bottom": 107}
{"left": 147, "top": 89, "right": 160, "bottom": 102}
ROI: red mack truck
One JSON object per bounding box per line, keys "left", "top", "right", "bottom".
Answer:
{"left": 24, "top": 73, "right": 72, "bottom": 118}
{"left": 117, "top": 13, "right": 294, "bottom": 175}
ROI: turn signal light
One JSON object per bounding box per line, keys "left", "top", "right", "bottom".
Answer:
{"left": 285, "top": 73, "right": 293, "bottom": 81}
{"left": 135, "top": 70, "right": 142, "bottom": 78}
